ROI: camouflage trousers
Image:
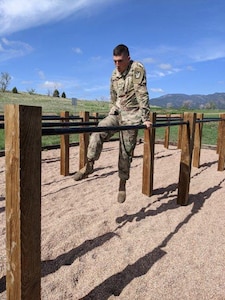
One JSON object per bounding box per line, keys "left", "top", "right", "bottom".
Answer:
{"left": 87, "top": 114, "right": 138, "bottom": 180}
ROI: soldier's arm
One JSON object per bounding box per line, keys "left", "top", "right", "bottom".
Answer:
{"left": 133, "top": 64, "right": 150, "bottom": 122}
{"left": 109, "top": 77, "right": 119, "bottom": 115}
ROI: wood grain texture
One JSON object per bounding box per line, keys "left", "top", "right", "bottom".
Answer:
{"left": 60, "top": 111, "right": 70, "bottom": 176}
{"left": 5, "top": 105, "right": 41, "bottom": 300}
{"left": 177, "top": 112, "right": 196, "bottom": 205}
{"left": 142, "top": 112, "right": 156, "bottom": 196}
{"left": 79, "top": 111, "right": 89, "bottom": 169}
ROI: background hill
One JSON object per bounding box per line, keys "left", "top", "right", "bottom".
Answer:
{"left": 1, "top": 91, "right": 225, "bottom": 112}
{"left": 151, "top": 92, "right": 225, "bottom": 109}
{"left": 0, "top": 91, "right": 224, "bottom": 149}
{"left": 0, "top": 91, "right": 110, "bottom": 115}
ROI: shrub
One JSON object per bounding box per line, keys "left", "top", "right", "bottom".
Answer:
{"left": 0, "top": 72, "right": 11, "bottom": 92}
{"left": 27, "top": 88, "right": 36, "bottom": 95}
{"left": 12, "top": 87, "right": 18, "bottom": 93}
{"left": 61, "top": 91, "right": 66, "bottom": 98}
{"left": 53, "top": 89, "right": 60, "bottom": 97}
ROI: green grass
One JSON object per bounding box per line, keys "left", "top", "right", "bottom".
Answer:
{"left": 0, "top": 91, "right": 110, "bottom": 115}
{"left": 1, "top": 91, "right": 224, "bottom": 150}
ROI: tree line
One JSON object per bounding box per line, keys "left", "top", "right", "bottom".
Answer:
{"left": 0, "top": 72, "right": 67, "bottom": 98}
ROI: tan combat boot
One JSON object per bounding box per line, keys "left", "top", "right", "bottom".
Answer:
{"left": 117, "top": 179, "right": 126, "bottom": 203}
{"left": 73, "top": 160, "right": 94, "bottom": 181}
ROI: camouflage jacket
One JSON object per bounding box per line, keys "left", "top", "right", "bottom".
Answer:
{"left": 109, "top": 60, "right": 150, "bottom": 125}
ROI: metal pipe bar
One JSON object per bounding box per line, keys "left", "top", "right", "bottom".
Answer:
{"left": 89, "top": 115, "right": 105, "bottom": 119}
{"left": 41, "top": 115, "right": 82, "bottom": 120}
{"left": 156, "top": 118, "right": 182, "bottom": 121}
{"left": 42, "top": 121, "right": 188, "bottom": 136}
{"left": 196, "top": 118, "right": 222, "bottom": 123}
{"left": 42, "top": 121, "right": 98, "bottom": 127}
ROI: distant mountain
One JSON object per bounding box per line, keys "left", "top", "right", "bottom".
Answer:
{"left": 150, "top": 93, "right": 225, "bottom": 109}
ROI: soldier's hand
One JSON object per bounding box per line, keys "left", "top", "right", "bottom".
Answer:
{"left": 143, "top": 120, "right": 152, "bottom": 128}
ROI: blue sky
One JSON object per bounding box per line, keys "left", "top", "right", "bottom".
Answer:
{"left": 0, "top": 0, "right": 225, "bottom": 101}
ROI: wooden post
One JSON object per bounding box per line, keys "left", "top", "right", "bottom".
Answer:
{"left": 92, "top": 112, "right": 99, "bottom": 123}
{"left": 217, "top": 113, "right": 223, "bottom": 154}
{"left": 142, "top": 112, "right": 156, "bottom": 196}
{"left": 177, "top": 112, "right": 196, "bottom": 205}
{"left": 218, "top": 114, "right": 225, "bottom": 171}
{"left": 192, "top": 113, "right": 203, "bottom": 168}
{"left": 79, "top": 111, "right": 89, "bottom": 169}
{"left": 5, "top": 105, "right": 41, "bottom": 300}
{"left": 177, "top": 113, "right": 183, "bottom": 149}
{"left": 60, "top": 111, "right": 70, "bottom": 176}
{"left": 164, "top": 113, "right": 170, "bottom": 149}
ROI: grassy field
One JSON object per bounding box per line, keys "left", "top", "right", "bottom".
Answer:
{"left": 0, "top": 91, "right": 224, "bottom": 150}
{"left": 0, "top": 91, "right": 110, "bottom": 115}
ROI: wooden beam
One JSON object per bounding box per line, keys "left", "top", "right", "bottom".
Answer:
{"left": 177, "top": 113, "right": 183, "bottom": 149}
{"left": 164, "top": 113, "right": 170, "bottom": 149}
{"left": 218, "top": 113, "right": 225, "bottom": 171}
{"left": 5, "top": 105, "right": 41, "bottom": 300}
{"left": 142, "top": 112, "right": 156, "bottom": 196}
{"left": 79, "top": 111, "right": 89, "bottom": 169}
{"left": 217, "top": 113, "right": 223, "bottom": 154}
{"left": 193, "top": 113, "right": 203, "bottom": 168}
{"left": 177, "top": 112, "right": 196, "bottom": 205}
{"left": 92, "top": 112, "right": 99, "bottom": 123}
{"left": 60, "top": 111, "right": 70, "bottom": 176}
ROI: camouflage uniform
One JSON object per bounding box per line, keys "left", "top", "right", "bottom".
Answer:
{"left": 87, "top": 60, "right": 150, "bottom": 180}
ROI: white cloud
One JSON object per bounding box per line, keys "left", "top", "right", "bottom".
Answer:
{"left": 37, "top": 70, "right": 45, "bottom": 80}
{"left": 142, "top": 57, "right": 155, "bottom": 64}
{"left": 0, "top": 37, "right": 33, "bottom": 62}
{"left": 0, "top": 0, "right": 116, "bottom": 36}
{"left": 148, "top": 70, "right": 167, "bottom": 78}
{"left": 186, "top": 65, "right": 195, "bottom": 71}
{"left": 150, "top": 88, "right": 164, "bottom": 93}
{"left": 183, "top": 38, "right": 225, "bottom": 62}
{"left": 84, "top": 84, "right": 108, "bottom": 92}
{"left": 91, "top": 56, "right": 102, "bottom": 61}
{"left": 41, "top": 80, "right": 62, "bottom": 89}
{"left": 72, "top": 47, "right": 83, "bottom": 54}
{"left": 159, "top": 63, "right": 172, "bottom": 70}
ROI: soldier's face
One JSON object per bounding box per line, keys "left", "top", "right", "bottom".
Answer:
{"left": 113, "top": 54, "right": 130, "bottom": 73}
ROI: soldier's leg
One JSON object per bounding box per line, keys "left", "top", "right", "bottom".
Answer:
{"left": 87, "top": 114, "right": 119, "bottom": 161}
{"left": 117, "top": 129, "right": 138, "bottom": 203}
{"left": 74, "top": 115, "right": 119, "bottom": 181}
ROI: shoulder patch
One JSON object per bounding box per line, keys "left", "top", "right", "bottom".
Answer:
{"left": 133, "top": 67, "right": 144, "bottom": 84}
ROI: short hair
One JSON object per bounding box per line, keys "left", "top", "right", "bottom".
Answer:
{"left": 113, "top": 44, "right": 130, "bottom": 56}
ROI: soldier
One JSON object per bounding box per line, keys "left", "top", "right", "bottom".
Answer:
{"left": 74, "top": 44, "right": 151, "bottom": 203}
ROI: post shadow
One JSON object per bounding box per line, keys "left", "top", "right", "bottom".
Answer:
{"left": 81, "top": 179, "right": 225, "bottom": 299}
{"left": 41, "top": 232, "right": 118, "bottom": 277}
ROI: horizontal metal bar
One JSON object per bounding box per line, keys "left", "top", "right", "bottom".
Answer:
{"left": 196, "top": 118, "right": 222, "bottom": 123}
{"left": 42, "top": 121, "right": 188, "bottom": 136}
{"left": 89, "top": 115, "right": 105, "bottom": 120}
{"left": 0, "top": 115, "right": 83, "bottom": 121}
{"left": 156, "top": 118, "right": 183, "bottom": 122}
{"left": 42, "top": 121, "right": 98, "bottom": 127}
{"left": 41, "top": 115, "right": 82, "bottom": 120}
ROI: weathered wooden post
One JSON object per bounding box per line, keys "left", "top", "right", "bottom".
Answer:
{"left": 218, "top": 113, "right": 225, "bottom": 171}
{"left": 193, "top": 113, "right": 203, "bottom": 168}
{"left": 79, "top": 111, "right": 89, "bottom": 169}
{"left": 217, "top": 113, "right": 223, "bottom": 154}
{"left": 177, "top": 113, "right": 183, "bottom": 149}
{"left": 5, "top": 105, "right": 41, "bottom": 300}
{"left": 142, "top": 112, "right": 156, "bottom": 196}
{"left": 60, "top": 111, "right": 70, "bottom": 176}
{"left": 92, "top": 112, "right": 99, "bottom": 123}
{"left": 177, "top": 112, "right": 196, "bottom": 205}
{"left": 164, "top": 113, "right": 170, "bottom": 149}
